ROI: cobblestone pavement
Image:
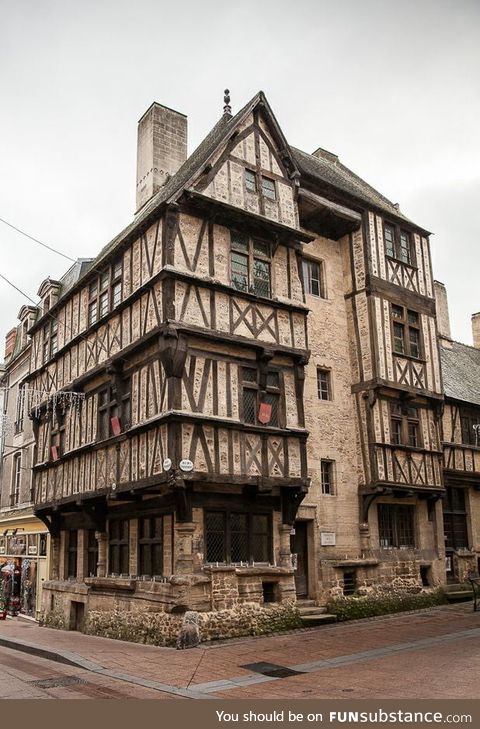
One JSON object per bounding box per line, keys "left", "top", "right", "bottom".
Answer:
{"left": 0, "top": 603, "right": 479, "bottom": 699}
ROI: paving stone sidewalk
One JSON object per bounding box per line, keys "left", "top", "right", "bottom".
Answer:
{"left": 1, "top": 602, "right": 479, "bottom": 699}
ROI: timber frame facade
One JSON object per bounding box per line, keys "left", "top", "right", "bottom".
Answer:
{"left": 10, "top": 90, "right": 473, "bottom": 626}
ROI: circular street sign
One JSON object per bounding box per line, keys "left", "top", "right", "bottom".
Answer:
{"left": 163, "top": 458, "right": 172, "bottom": 471}
{"left": 179, "top": 458, "right": 194, "bottom": 473}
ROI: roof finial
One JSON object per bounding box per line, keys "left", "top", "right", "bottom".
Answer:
{"left": 223, "top": 89, "right": 231, "bottom": 116}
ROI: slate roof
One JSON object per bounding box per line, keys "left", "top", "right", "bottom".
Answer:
{"left": 291, "top": 147, "right": 415, "bottom": 225}
{"left": 440, "top": 341, "right": 480, "bottom": 406}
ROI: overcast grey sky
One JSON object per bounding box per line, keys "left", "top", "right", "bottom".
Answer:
{"left": 1, "top": 0, "right": 478, "bottom": 345}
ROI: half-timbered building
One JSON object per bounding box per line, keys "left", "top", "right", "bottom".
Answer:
{"left": 435, "top": 282, "right": 480, "bottom": 583}
{"left": 21, "top": 91, "right": 453, "bottom": 629}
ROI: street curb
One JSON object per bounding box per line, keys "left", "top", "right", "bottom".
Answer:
{"left": 0, "top": 634, "right": 212, "bottom": 699}
{"left": 0, "top": 635, "right": 101, "bottom": 671}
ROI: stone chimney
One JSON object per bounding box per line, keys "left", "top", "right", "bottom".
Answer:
{"left": 135, "top": 102, "right": 188, "bottom": 213}
{"left": 472, "top": 312, "right": 480, "bottom": 349}
{"left": 4, "top": 328, "right": 17, "bottom": 359}
{"left": 434, "top": 280, "right": 452, "bottom": 346}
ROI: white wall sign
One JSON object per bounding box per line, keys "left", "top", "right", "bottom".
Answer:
{"left": 321, "top": 532, "right": 336, "bottom": 546}
{"left": 163, "top": 458, "right": 172, "bottom": 471}
{"left": 179, "top": 458, "right": 194, "bottom": 473}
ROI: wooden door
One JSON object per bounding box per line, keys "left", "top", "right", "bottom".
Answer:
{"left": 290, "top": 521, "right": 308, "bottom": 597}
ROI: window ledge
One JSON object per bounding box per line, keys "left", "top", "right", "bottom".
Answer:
{"left": 385, "top": 255, "right": 418, "bottom": 271}
{"left": 392, "top": 352, "right": 426, "bottom": 364}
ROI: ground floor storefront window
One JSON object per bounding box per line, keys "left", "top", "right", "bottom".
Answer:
{"left": 204, "top": 510, "right": 271, "bottom": 564}
{"left": 0, "top": 531, "right": 48, "bottom": 618}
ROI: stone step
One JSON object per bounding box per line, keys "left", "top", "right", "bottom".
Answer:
{"left": 300, "top": 613, "right": 337, "bottom": 627}
{"left": 297, "top": 605, "right": 328, "bottom": 616}
{"left": 296, "top": 599, "right": 317, "bottom": 607}
{"left": 444, "top": 591, "right": 473, "bottom": 603}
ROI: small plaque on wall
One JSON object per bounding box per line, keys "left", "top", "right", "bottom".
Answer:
{"left": 321, "top": 532, "right": 336, "bottom": 546}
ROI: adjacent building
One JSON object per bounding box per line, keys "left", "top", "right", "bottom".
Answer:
{"left": 0, "top": 91, "right": 476, "bottom": 629}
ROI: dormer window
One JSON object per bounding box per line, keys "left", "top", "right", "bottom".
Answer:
{"left": 245, "top": 169, "right": 257, "bottom": 193}
{"left": 43, "top": 295, "right": 50, "bottom": 314}
{"left": 384, "top": 222, "right": 413, "bottom": 266}
{"left": 261, "top": 176, "right": 276, "bottom": 201}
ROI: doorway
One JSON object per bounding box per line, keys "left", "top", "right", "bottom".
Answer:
{"left": 290, "top": 521, "right": 308, "bottom": 597}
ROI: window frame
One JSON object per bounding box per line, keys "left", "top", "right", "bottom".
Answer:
{"left": 391, "top": 304, "right": 422, "bottom": 359}
{"left": 390, "top": 402, "right": 422, "bottom": 448}
{"left": 383, "top": 222, "right": 415, "bottom": 267}
{"left": 88, "top": 257, "right": 123, "bottom": 326}
{"left": 230, "top": 231, "right": 272, "bottom": 299}
{"left": 261, "top": 175, "right": 276, "bottom": 201}
{"left": 459, "top": 408, "right": 480, "bottom": 446}
{"left": 317, "top": 368, "right": 332, "bottom": 401}
{"left": 97, "top": 378, "right": 131, "bottom": 441}
{"left": 204, "top": 509, "right": 272, "bottom": 565}
{"left": 66, "top": 529, "right": 78, "bottom": 579}
{"left": 443, "top": 487, "right": 469, "bottom": 551}
{"left": 320, "top": 459, "right": 335, "bottom": 495}
{"left": 86, "top": 529, "right": 98, "bottom": 578}
{"left": 378, "top": 503, "right": 416, "bottom": 549}
{"left": 14, "top": 385, "right": 25, "bottom": 434}
{"left": 240, "top": 365, "right": 283, "bottom": 428}
{"left": 108, "top": 519, "right": 130, "bottom": 576}
{"left": 11, "top": 452, "right": 22, "bottom": 507}
{"left": 302, "top": 258, "right": 326, "bottom": 299}
{"left": 138, "top": 515, "right": 164, "bottom": 577}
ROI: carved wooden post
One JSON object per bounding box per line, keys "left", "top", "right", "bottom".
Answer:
{"left": 95, "top": 531, "right": 108, "bottom": 577}
{"left": 50, "top": 535, "right": 60, "bottom": 580}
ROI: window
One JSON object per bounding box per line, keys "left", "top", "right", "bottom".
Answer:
{"left": 460, "top": 408, "right": 480, "bottom": 446}
{"left": 11, "top": 453, "right": 21, "bottom": 506}
{"left": 317, "top": 368, "right": 332, "bottom": 401}
{"left": 204, "top": 510, "right": 271, "bottom": 564}
{"left": 302, "top": 259, "right": 326, "bottom": 298}
{"left": 378, "top": 504, "right": 415, "bottom": 549}
{"left": 138, "top": 516, "right": 163, "bottom": 577}
{"left": 42, "top": 318, "right": 58, "bottom": 363}
{"left": 230, "top": 232, "right": 271, "bottom": 298}
{"left": 66, "top": 530, "right": 78, "bottom": 578}
{"left": 321, "top": 460, "right": 334, "bottom": 495}
{"left": 390, "top": 403, "right": 421, "bottom": 447}
{"left": 443, "top": 487, "right": 468, "bottom": 550}
{"left": 245, "top": 169, "right": 256, "bottom": 193}
{"left": 261, "top": 176, "right": 276, "bottom": 200}
{"left": 241, "top": 367, "right": 281, "bottom": 427}
{"left": 88, "top": 258, "right": 123, "bottom": 326}
{"left": 51, "top": 406, "right": 66, "bottom": 456}
{"left": 383, "top": 223, "right": 413, "bottom": 265}
{"left": 97, "top": 378, "right": 131, "bottom": 440}
{"left": 14, "top": 385, "right": 25, "bottom": 434}
{"left": 87, "top": 530, "right": 98, "bottom": 577}
{"left": 108, "top": 519, "right": 129, "bottom": 575}
{"left": 391, "top": 304, "right": 421, "bottom": 358}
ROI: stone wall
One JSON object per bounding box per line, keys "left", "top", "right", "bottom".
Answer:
{"left": 43, "top": 601, "right": 301, "bottom": 647}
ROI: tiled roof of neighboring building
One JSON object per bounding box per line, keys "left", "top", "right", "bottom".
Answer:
{"left": 440, "top": 340, "right": 480, "bottom": 406}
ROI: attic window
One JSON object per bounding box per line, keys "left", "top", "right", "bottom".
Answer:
{"left": 43, "top": 296, "right": 50, "bottom": 314}
{"left": 261, "top": 176, "right": 276, "bottom": 201}
{"left": 245, "top": 169, "right": 256, "bottom": 193}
